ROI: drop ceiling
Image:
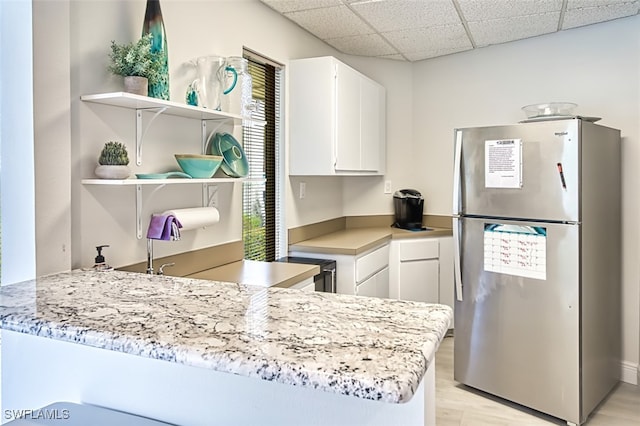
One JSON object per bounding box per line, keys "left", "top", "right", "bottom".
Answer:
{"left": 259, "top": 0, "right": 640, "bottom": 61}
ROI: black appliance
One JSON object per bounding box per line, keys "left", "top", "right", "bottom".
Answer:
{"left": 393, "top": 189, "right": 424, "bottom": 230}
{"left": 276, "top": 257, "right": 336, "bottom": 293}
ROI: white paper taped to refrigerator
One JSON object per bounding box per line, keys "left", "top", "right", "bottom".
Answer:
{"left": 485, "top": 139, "right": 522, "bottom": 188}
{"left": 483, "top": 224, "right": 546, "bottom": 280}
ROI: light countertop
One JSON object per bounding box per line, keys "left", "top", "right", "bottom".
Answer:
{"left": 289, "top": 226, "right": 453, "bottom": 256}
{"left": 187, "top": 259, "right": 319, "bottom": 289}
{"left": 0, "top": 269, "right": 452, "bottom": 404}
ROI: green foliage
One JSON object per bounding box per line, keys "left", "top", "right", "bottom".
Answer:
{"left": 243, "top": 213, "right": 266, "bottom": 261}
{"left": 108, "top": 34, "right": 163, "bottom": 84}
{"left": 98, "top": 141, "right": 129, "bottom": 166}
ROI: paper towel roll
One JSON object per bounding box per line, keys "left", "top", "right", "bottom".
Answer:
{"left": 162, "top": 207, "right": 220, "bottom": 231}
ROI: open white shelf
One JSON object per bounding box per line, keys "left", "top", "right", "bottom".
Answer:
{"left": 81, "top": 177, "right": 243, "bottom": 185}
{"left": 81, "top": 92, "right": 243, "bottom": 121}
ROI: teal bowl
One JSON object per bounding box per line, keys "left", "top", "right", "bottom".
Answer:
{"left": 209, "top": 132, "right": 249, "bottom": 178}
{"left": 174, "top": 154, "right": 223, "bottom": 178}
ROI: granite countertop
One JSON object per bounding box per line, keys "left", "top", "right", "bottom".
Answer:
{"left": 0, "top": 269, "right": 452, "bottom": 404}
{"left": 186, "top": 259, "right": 319, "bottom": 289}
{"left": 289, "top": 226, "right": 453, "bottom": 256}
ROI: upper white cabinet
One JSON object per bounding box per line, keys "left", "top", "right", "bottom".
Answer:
{"left": 289, "top": 57, "right": 386, "bottom": 176}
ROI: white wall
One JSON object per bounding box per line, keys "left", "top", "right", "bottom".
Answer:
{"left": 1, "top": 0, "right": 36, "bottom": 285}
{"left": 412, "top": 16, "right": 640, "bottom": 383}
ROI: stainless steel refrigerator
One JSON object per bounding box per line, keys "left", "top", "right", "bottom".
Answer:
{"left": 452, "top": 117, "right": 621, "bottom": 426}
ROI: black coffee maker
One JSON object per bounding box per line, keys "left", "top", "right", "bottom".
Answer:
{"left": 393, "top": 189, "right": 424, "bottom": 230}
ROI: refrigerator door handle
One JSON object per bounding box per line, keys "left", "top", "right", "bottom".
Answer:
{"left": 453, "top": 130, "right": 463, "bottom": 215}
{"left": 453, "top": 216, "right": 463, "bottom": 301}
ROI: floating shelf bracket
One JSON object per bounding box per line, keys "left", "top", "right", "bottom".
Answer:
{"left": 136, "top": 107, "right": 168, "bottom": 166}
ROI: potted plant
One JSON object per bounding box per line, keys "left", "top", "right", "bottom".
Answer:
{"left": 108, "top": 33, "right": 163, "bottom": 96}
{"left": 95, "top": 141, "right": 131, "bottom": 179}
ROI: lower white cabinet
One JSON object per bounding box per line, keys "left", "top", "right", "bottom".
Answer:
{"left": 389, "top": 236, "right": 454, "bottom": 326}
{"left": 356, "top": 266, "right": 389, "bottom": 298}
{"left": 290, "top": 243, "right": 390, "bottom": 297}
{"left": 290, "top": 277, "right": 315, "bottom": 292}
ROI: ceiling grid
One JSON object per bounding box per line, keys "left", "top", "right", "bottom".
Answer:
{"left": 259, "top": 0, "right": 640, "bottom": 61}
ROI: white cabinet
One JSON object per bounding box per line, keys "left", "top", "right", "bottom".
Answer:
{"left": 289, "top": 56, "right": 386, "bottom": 176}
{"left": 290, "top": 243, "right": 389, "bottom": 298}
{"left": 356, "top": 266, "right": 388, "bottom": 298}
{"left": 389, "top": 236, "right": 454, "bottom": 325}
{"left": 290, "top": 277, "right": 315, "bottom": 292}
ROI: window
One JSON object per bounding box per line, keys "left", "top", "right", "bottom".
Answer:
{"left": 242, "top": 49, "right": 283, "bottom": 262}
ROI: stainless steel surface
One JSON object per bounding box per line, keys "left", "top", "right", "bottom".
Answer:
{"left": 454, "top": 217, "right": 580, "bottom": 422}
{"left": 277, "top": 257, "right": 337, "bottom": 293}
{"left": 455, "top": 120, "right": 579, "bottom": 222}
{"left": 452, "top": 118, "right": 621, "bottom": 425}
{"left": 579, "top": 121, "right": 622, "bottom": 416}
{"left": 452, "top": 216, "right": 462, "bottom": 302}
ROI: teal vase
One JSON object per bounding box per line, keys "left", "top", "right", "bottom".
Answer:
{"left": 142, "top": 0, "right": 169, "bottom": 100}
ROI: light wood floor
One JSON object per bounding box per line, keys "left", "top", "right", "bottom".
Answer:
{"left": 436, "top": 337, "right": 640, "bottom": 425}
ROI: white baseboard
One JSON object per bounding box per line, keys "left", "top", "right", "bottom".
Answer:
{"left": 620, "top": 361, "right": 639, "bottom": 385}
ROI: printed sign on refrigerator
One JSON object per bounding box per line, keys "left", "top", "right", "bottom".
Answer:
{"left": 485, "top": 139, "right": 522, "bottom": 188}
{"left": 483, "top": 224, "right": 546, "bottom": 280}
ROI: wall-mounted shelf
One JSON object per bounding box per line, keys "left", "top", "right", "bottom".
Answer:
{"left": 81, "top": 92, "right": 246, "bottom": 165}
{"left": 81, "top": 92, "right": 244, "bottom": 122}
{"left": 81, "top": 177, "right": 243, "bottom": 185}
{"left": 81, "top": 92, "right": 265, "bottom": 240}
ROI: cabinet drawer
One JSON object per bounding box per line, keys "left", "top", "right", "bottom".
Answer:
{"left": 399, "top": 239, "right": 439, "bottom": 261}
{"left": 356, "top": 244, "right": 389, "bottom": 283}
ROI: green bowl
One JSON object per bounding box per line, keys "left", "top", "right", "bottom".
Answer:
{"left": 174, "top": 154, "right": 223, "bottom": 178}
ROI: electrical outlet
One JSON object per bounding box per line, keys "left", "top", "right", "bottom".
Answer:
{"left": 384, "top": 180, "right": 392, "bottom": 194}
{"left": 299, "top": 182, "right": 306, "bottom": 199}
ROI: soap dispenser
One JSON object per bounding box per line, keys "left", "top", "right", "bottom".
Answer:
{"left": 93, "top": 245, "right": 113, "bottom": 272}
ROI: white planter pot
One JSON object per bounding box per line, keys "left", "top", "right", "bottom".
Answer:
{"left": 95, "top": 165, "right": 131, "bottom": 179}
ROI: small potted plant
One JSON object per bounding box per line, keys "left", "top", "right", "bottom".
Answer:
{"left": 108, "top": 33, "right": 163, "bottom": 96}
{"left": 95, "top": 141, "right": 131, "bottom": 179}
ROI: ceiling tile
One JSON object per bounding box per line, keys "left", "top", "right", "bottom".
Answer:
{"left": 562, "top": 2, "right": 640, "bottom": 29}
{"left": 326, "top": 33, "right": 399, "bottom": 56}
{"left": 566, "top": 0, "right": 638, "bottom": 9}
{"left": 403, "top": 44, "right": 473, "bottom": 61}
{"left": 260, "top": 0, "right": 343, "bottom": 14}
{"left": 383, "top": 24, "right": 472, "bottom": 55}
{"left": 469, "top": 12, "right": 560, "bottom": 46}
{"left": 349, "top": 0, "right": 460, "bottom": 32}
{"left": 285, "top": 5, "right": 373, "bottom": 39}
{"left": 457, "top": 0, "right": 563, "bottom": 21}
{"left": 376, "top": 53, "right": 407, "bottom": 61}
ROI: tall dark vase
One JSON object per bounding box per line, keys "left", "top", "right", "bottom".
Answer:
{"left": 142, "top": 0, "right": 169, "bottom": 100}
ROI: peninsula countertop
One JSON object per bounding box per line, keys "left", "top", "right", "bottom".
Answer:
{"left": 0, "top": 269, "right": 452, "bottom": 404}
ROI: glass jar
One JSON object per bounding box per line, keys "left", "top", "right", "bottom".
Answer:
{"left": 224, "top": 56, "right": 256, "bottom": 118}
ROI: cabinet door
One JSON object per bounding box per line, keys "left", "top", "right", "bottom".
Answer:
{"left": 289, "top": 57, "right": 337, "bottom": 175}
{"left": 356, "top": 274, "right": 378, "bottom": 297}
{"left": 376, "top": 266, "right": 389, "bottom": 299}
{"left": 399, "top": 259, "right": 439, "bottom": 303}
{"left": 360, "top": 77, "right": 384, "bottom": 172}
{"left": 290, "top": 277, "right": 315, "bottom": 292}
{"left": 335, "top": 61, "right": 362, "bottom": 172}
